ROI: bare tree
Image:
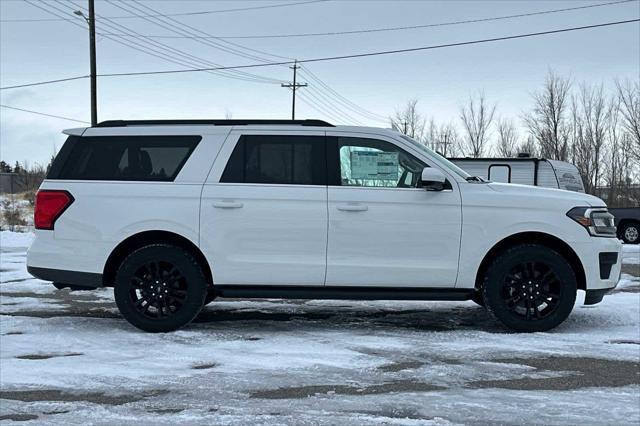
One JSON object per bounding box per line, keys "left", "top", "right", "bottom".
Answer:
{"left": 436, "top": 122, "right": 460, "bottom": 157}
{"left": 390, "top": 99, "right": 425, "bottom": 141}
{"left": 459, "top": 92, "right": 496, "bottom": 157}
{"left": 424, "top": 118, "right": 438, "bottom": 151}
{"left": 605, "top": 95, "right": 625, "bottom": 205}
{"left": 523, "top": 70, "right": 572, "bottom": 160}
{"left": 615, "top": 78, "right": 640, "bottom": 160}
{"left": 496, "top": 118, "right": 520, "bottom": 157}
{"left": 518, "top": 135, "right": 539, "bottom": 158}
{"left": 569, "top": 84, "right": 609, "bottom": 195}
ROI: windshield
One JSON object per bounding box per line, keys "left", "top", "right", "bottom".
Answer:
{"left": 398, "top": 134, "right": 471, "bottom": 179}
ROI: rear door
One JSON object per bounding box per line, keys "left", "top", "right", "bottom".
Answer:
{"left": 200, "top": 130, "right": 328, "bottom": 286}
{"left": 325, "top": 132, "right": 462, "bottom": 288}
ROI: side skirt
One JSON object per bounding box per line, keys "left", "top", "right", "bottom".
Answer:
{"left": 214, "top": 285, "right": 473, "bottom": 301}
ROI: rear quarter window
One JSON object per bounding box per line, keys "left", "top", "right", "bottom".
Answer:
{"left": 47, "top": 135, "right": 201, "bottom": 181}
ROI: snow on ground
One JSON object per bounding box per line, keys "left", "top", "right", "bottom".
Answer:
{"left": 1, "top": 234, "right": 639, "bottom": 425}
{"left": 623, "top": 244, "right": 640, "bottom": 264}
{"left": 0, "top": 230, "right": 34, "bottom": 248}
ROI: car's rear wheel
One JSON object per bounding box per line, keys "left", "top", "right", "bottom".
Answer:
{"left": 114, "top": 244, "right": 207, "bottom": 332}
{"left": 482, "top": 244, "right": 577, "bottom": 332}
{"left": 620, "top": 222, "right": 640, "bottom": 244}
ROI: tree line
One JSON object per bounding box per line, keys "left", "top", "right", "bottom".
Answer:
{"left": 390, "top": 70, "right": 639, "bottom": 205}
{"left": 0, "top": 158, "right": 53, "bottom": 194}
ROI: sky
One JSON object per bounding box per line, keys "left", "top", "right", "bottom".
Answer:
{"left": 0, "top": 0, "right": 639, "bottom": 165}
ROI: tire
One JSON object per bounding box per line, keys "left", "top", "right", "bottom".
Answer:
{"left": 619, "top": 222, "right": 640, "bottom": 245}
{"left": 114, "top": 244, "right": 208, "bottom": 332}
{"left": 203, "top": 288, "right": 216, "bottom": 305}
{"left": 471, "top": 292, "right": 486, "bottom": 307}
{"left": 482, "top": 244, "right": 577, "bottom": 332}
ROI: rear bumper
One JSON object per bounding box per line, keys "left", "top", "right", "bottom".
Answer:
{"left": 27, "top": 266, "right": 103, "bottom": 288}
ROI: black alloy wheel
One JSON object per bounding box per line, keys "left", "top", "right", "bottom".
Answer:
{"left": 482, "top": 244, "right": 577, "bottom": 332}
{"left": 501, "top": 261, "right": 562, "bottom": 321}
{"left": 129, "top": 260, "right": 188, "bottom": 319}
{"left": 114, "top": 244, "right": 208, "bottom": 332}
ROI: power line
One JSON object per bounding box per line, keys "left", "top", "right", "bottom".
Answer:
{"left": 1, "top": 0, "right": 329, "bottom": 22}
{"left": 302, "top": 88, "right": 363, "bottom": 125}
{"left": 299, "top": 67, "right": 388, "bottom": 122}
{"left": 32, "top": 0, "right": 280, "bottom": 85}
{"left": 2, "top": 18, "right": 638, "bottom": 90}
{"left": 1, "top": 104, "right": 89, "bottom": 124}
{"left": 0, "top": 75, "right": 89, "bottom": 90}
{"left": 98, "top": 19, "right": 640, "bottom": 76}
{"left": 65, "top": 0, "right": 282, "bottom": 82}
{"left": 40, "top": 1, "right": 287, "bottom": 85}
{"left": 93, "top": 0, "right": 638, "bottom": 40}
{"left": 124, "top": 0, "right": 292, "bottom": 62}
{"left": 296, "top": 91, "right": 355, "bottom": 125}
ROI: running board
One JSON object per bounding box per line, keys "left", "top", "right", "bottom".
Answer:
{"left": 214, "top": 285, "right": 473, "bottom": 301}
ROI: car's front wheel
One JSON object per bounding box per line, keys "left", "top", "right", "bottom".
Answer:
{"left": 114, "top": 244, "right": 208, "bottom": 332}
{"left": 482, "top": 244, "right": 577, "bottom": 332}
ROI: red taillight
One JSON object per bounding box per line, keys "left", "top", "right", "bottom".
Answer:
{"left": 34, "top": 190, "right": 74, "bottom": 230}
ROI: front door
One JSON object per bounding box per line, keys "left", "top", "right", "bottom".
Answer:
{"left": 325, "top": 133, "right": 462, "bottom": 287}
{"left": 200, "top": 131, "right": 328, "bottom": 286}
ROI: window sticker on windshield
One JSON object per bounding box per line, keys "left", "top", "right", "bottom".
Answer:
{"left": 350, "top": 151, "right": 399, "bottom": 180}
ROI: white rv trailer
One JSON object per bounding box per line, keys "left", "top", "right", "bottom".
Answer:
{"left": 449, "top": 156, "right": 585, "bottom": 193}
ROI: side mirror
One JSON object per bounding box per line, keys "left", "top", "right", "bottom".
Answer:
{"left": 421, "top": 168, "right": 446, "bottom": 191}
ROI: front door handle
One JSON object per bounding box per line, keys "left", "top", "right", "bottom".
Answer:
{"left": 337, "top": 204, "right": 368, "bottom": 212}
{"left": 212, "top": 201, "right": 243, "bottom": 209}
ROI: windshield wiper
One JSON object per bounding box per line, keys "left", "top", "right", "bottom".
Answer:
{"left": 465, "top": 176, "right": 485, "bottom": 182}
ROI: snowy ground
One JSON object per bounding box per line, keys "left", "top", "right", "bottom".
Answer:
{"left": 1, "top": 232, "right": 639, "bottom": 425}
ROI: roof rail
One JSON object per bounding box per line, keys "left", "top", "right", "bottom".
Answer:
{"left": 94, "top": 119, "right": 334, "bottom": 128}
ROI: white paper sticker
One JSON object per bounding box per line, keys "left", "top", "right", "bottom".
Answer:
{"left": 350, "top": 151, "right": 399, "bottom": 180}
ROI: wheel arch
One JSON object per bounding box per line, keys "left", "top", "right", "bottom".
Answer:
{"left": 102, "top": 230, "right": 213, "bottom": 288}
{"left": 474, "top": 231, "right": 586, "bottom": 291}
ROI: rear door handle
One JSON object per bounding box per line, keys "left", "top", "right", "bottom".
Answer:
{"left": 212, "top": 201, "right": 243, "bottom": 209}
{"left": 337, "top": 204, "right": 368, "bottom": 212}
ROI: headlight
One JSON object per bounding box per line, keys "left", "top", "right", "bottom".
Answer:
{"left": 567, "top": 207, "right": 616, "bottom": 237}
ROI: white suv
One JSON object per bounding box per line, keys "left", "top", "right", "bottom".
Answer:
{"left": 27, "top": 119, "right": 622, "bottom": 332}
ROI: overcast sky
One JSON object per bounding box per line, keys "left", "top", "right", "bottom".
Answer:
{"left": 1, "top": 0, "right": 638, "bottom": 165}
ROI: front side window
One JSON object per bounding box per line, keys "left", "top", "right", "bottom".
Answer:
{"left": 48, "top": 135, "right": 201, "bottom": 181}
{"left": 397, "top": 134, "right": 470, "bottom": 179}
{"left": 337, "top": 137, "right": 426, "bottom": 188}
{"left": 220, "top": 135, "right": 326, "bottom": 185}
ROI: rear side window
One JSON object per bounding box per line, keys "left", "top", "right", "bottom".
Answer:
{"left": 220, "top": 135, "right": 326, "bottom": 185}
{"left": 48, "top": 135, "right": 201, "bottom": 181}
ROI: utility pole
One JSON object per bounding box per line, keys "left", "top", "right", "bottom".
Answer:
{"left": 281, "top": 60, "right": 307, "bottom": 120}
{"left": 74, "top": 0, "right": 97, "bottom": 126}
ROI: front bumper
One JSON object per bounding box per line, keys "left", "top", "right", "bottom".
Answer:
{"left": 571, "top": 236, "right": 622, "bottom": 300}
{"left": 584, "top": 287, "right": 615, "bottom": 305}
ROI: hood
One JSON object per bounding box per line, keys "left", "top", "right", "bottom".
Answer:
{"left": 486, "top": 182, "right": 606, "bottom": 208}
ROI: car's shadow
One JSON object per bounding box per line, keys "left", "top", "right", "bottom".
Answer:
{"left": 194, "top": 300, "right": 503, "bottom": 333}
